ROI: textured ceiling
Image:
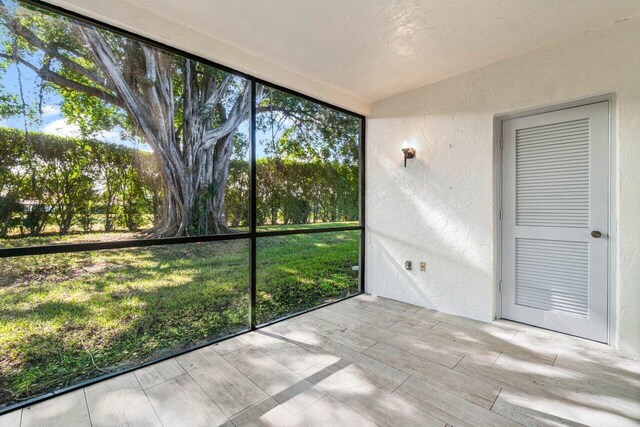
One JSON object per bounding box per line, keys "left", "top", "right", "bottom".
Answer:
{"left": 46, "top": 0, "right": 640, "bottom": 108}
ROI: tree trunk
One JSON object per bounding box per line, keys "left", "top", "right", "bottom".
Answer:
{"left": 58, "top": 206, "right": 73, "bottom": 235}
{"left": 0, "top": 8, "right": 257, "bottom": 238}
{"left": 151, "top": 191, "right": 160, "bottom": 224}
{"left": 76, "top": 27, "right": 250, "bottom": 237}
{"left": 104, "top": 192, "right": 115, "bottom": 232}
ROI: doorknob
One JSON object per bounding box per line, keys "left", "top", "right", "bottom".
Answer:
{"left": 591, "top": 230, "right": 602, "bottom": 238}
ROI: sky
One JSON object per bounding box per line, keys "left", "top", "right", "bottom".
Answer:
{"left": 0, "top": 61, "right": 274, "bottom": 158}
{"left": 0, "top": 60, "right": 152, "bottom": 151}
{"left": 0, "top": 0, "right": 303, "bottom": 161}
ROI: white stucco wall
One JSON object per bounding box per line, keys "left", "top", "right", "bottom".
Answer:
{"left": 365, "top": 17, "right": 640, "bottom": 357}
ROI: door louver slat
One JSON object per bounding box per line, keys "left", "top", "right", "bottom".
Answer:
{"left": 515, "top": 118, "right": 590, "bottom": 228}
{"left": 515, "top": 238, "right": 589, "bottom": 317}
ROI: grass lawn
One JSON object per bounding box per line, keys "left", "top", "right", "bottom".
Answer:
{"left": 0, "top": 226, "right": 359, "bottom": 408}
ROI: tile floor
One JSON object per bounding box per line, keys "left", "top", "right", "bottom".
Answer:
{"left": 1, "top": 294, "right": 639, "bottom": 426}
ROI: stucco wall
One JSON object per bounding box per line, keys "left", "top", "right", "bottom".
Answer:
{"left": 365, "top": 17, "right": 640, "bottom": 357}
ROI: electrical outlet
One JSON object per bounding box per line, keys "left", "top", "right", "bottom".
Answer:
{"left": 419, "top": 262, "right": 426, "bottom": 271}
{"left": 405, "top": 260, "right": 412, "bottom": 270}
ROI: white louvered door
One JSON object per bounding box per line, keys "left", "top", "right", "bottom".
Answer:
{"left": 501, "top": 102, "right": 609, "bottom": 342}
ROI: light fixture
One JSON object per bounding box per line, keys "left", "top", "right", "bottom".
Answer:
{"left": 402, "top": 147, "right": 416, "bottom": 167}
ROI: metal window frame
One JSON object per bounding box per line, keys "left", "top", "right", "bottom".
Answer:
{"left": 0, "top": 0, "right": 366, "bottom": 416}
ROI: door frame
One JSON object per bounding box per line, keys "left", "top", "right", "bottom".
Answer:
{"left": 493, "top": 93, "right": 617, "bottom": 345}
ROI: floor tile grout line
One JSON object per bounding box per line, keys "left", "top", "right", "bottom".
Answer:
{"left": 224, "top": 336, "right": 359, "bottom": 416}
{"left": 398, "top": 365, "right": 500, "bottom": 412}
{"left": 83, "top": 388, "right": 94, "bottom": 427}
{"left": 326, "top": 305, "right": 495, "bottom": 419}
{"left": 134, "top": 359, "right": 186, "bottom": 391}
{"left": 358, "top": 314, "right": 501, "bottom": 356}
{"left": 339, "top": 300, "right": 424, "bottom": 322}
{"left": 322, "top": 390, "right": 383, "bottom": 427}
{"left": 487, "top": 389, "right": 526, "bottom": 427}
{"left": 489, "top": 388, "right": 502, "bottom": 412}
{"left": 409, "top": 365, "right": 526, "bottom": 426}
{"left": 258, "top": 324, "right": 376, "bottom": 365}
{"left": 286, "top": 314, "right": 380, "bottom": 352}
{"left": 227, "top": 337, "right": 317, "bottom": 378}
{"left": 231, "top": 395, "right": 307, "bottom": 426}
{"left": 219, "top": 345, "right": 290, "bottom": 415}
{"left": 359, "top": 339, "right": 507, "bottom": 413}
{"left": 296, "top": 313, "right": 366, "bottom": 335}
{"left": 303, "top": 325, "right": 379, "bottom": 356}
{"left": 303, "top": 310, "right": 362, "bottom": 329}
{"left": 391, "top": 318, "right": 559, "bottom": 366}
{"left": 268, "top": 320, "right": 346, "bottom": 350}
{"left": 451, "top": 354, "right": 465, "bottom": 370}
{"left": 327, "top": 304, "right": 412, "bottom": 328}
{"left": 361, "top": 339, "right": 380, "bottom": 353}
{"left": 287, "top": 315, "right": 381, "bottom": 354}
{"left": 352, "top": 305, "right": 419, "bottom": 321}
{"left": 498, "top": 319, "right": 625, "bottom": 354}
{"left": 354, "top": 294, "right": 425, "bottom": 313}
{"left": 322, "top": 302, "right": 400, "bottom": 325}
{"left": 488, "top": 352, "right": 504, "bottom": 367}
{"left": 328, "top": 336, "right": 422, "bottom": 376}
{"left": 134, "top": 371, "right": 166, "bottom": 427}
{"left": 302, "top": 392, "right": 326, "bottom": 416}
{"left": 231, "top": 326, "right": 405, "bottom": 425}
{"left": 182, "top": 371, "right": 229, "bottom": 422}
{"left": 280, "top": 385, "right": 326, "bottom": 418}
{"left": 385, "top": 319, "right": 404, "bottom": 331}
{"left": 356, "top": 330, "right": 464, "bottom": 370}
{"left": 389, "top": 374, "right": 410, "bottom": 394}
{"left": 178, "top": 352, "right": 299, "bottom": 426}
{"left": 175, "top": 350, "right": 255, "bottom": 420}
{"left": 384, "top": 377, "right": 454, "bottom": 427}
{"left": 349, "top": 298, "right": 583, "bottom": 353}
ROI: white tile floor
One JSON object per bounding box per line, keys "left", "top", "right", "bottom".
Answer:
{"left": 2, "top": 294, "right": 639, "bottom": 426}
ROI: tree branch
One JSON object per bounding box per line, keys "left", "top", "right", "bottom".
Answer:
{"left": 202, "top": 73, "right": 232, "bottom": 111}
{"left": 256, "top": 105, "right": 287, "bottom": 114}
{"left": 0, "top": 4, "right": 114, "bottom": 92}
{"left": 0, "top": 53, "right": 123, "bottom": 108}
{"left": 203, "top": 81, "right": 250, "bottom": 148}
{"left": 74, "top": 26, "right": 155, "bottom": 132}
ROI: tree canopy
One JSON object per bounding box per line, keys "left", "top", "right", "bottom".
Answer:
{"left": 0, "top": 0, "right": 360, "bottom": 238}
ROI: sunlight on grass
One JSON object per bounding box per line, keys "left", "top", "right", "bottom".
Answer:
{"left": 0, "top": 240, "right": 250, "bottom": 405}
{"left": 257, "top": 221, "right": 358, "bottom": 232}
{"left": 256, "top": 230, "right": 360, "bottom": 324}
{"left": 0, "top": 229, "right": 360, "bottom": 408}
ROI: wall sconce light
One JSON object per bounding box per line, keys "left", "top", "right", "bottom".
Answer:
{"left": 402, "top": 147, "right": 416, "bottom": 167}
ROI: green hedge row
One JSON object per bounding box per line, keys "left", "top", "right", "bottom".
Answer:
{"left": 0, "top": 127, "right": 358, "bottom": 237}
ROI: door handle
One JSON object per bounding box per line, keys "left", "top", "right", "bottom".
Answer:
{"left": 591, "top": 230, "right": 602, "bottom": 238}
